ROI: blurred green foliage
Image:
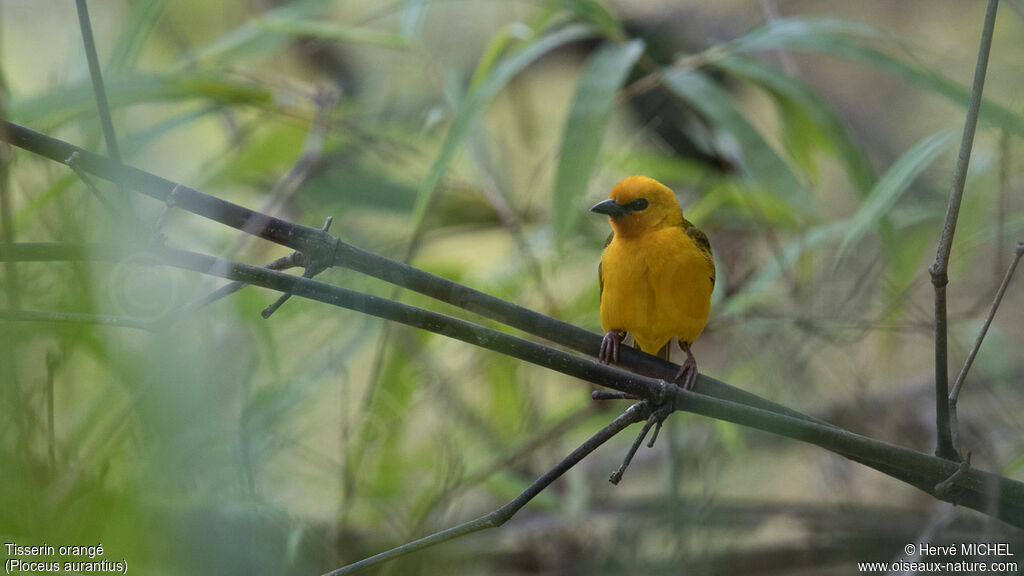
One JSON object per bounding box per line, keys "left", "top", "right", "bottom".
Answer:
{"left": 2, "top": 1, "right": 1024, "bottom": 574}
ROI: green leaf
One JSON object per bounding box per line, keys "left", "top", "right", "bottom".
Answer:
{"left": 731, "top": 17, "right": 1024, "bottom": 137}
{"left": 730, "top": 16, "right": 883, "bottom": 54}
{"left": 108, "top": 0, "right": 168, "bottom": 72}
{"left": 401, "top": 0, "right": 428, "bottom": 41}
{"left": 661, "top": 69, "right": 815, "bottom": 220}
{"left": 837, "top": 129, "right": 955, "bottom": 258}
{"left": 553, "top": 39, "right": 644, "bottom": 246}
{"left": 173, "top": 0, "right": 331, "bottom": 70}
{"left": 558, "top": 0, "right": 623, "bottom": 39}
{"left": 712, "top": 53, "right": 875, "bottom": 196}
{"left": 409, "top": 23, "right": 596, "bottom": 230}
{"left": 9, "top": 74, "right": 273, "bottom": 127}
{"left": 254, "top": 17, "right": 410, "bottom": 49}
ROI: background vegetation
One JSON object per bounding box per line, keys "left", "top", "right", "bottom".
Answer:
{"left": 2, "top": 0, "right": 1024, "bottom": 574}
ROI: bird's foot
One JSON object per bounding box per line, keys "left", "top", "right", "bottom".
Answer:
{"left": 609, "top": 400, "right": 673, "bottom": 485}
{"left": 595, "top": 331, "right": 637, "bottom": 401}
{"left": 598, "top": 330, "right": 624, "bottom": 364}
{"left": 674, "top": 341, "right": 698, "bottom": 391}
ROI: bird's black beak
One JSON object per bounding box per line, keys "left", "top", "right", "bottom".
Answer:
{"left": 590, "top": 198, "right": 629, "bottom": 217}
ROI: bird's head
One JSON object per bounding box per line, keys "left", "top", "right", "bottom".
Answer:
{"left": 590, "top": 176, "right": 683, "bottom": 238}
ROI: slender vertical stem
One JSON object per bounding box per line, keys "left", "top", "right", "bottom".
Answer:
{"left": 928, "top": 0, "right": 999, "bottom": 461}
{"left": 75, "top": 0, "right": 132, "bottom": 215}
{"left": 76, "top": 0, "right": 122, "bottom": 164}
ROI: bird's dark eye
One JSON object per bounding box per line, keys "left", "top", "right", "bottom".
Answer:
{"left": 630, "top": 198, "right": 648, "bottom": 211}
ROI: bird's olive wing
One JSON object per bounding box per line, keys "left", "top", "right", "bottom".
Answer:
{"left": 685, "top": 225, "right": 716, "bottom": 287}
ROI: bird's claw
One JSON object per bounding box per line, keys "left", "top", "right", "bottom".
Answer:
{"left": 674, "top": 341, "right": 699, "bottom": 390}
{"left": 598, "top": 330, "right": 622, "bottom": 364}
{"left": 674, "top": 358, "right": 697, "bottom": 391}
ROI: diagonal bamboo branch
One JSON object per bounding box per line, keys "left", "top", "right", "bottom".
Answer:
{"left": 139, "top": 244, "right": 1024, "bottom": 527}
{"left": 0, "top": 120, "right": 820, "bottom": 427}
{"left": 5, "top": 119, "right": 1024, "bottom": 534}
{"left": 0, "top": 121, "right": 330, "bottom": 255}
{"left": 928, "top": 0, "right": 999, "bottom": 461}
{"left": 4, "top": 230, "right": 1024, "bottom": 531}
{"left": 5, "top": 233, "right": 1024, "bottom": 570}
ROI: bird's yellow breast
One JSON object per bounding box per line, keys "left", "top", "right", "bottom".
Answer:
{"left": 599, "top": 225, "right": 713, "bottom": 354}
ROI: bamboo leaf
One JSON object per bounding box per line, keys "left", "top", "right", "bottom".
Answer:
{"left": 254, "top": 17, "right": 411, "bottom": 49}
{"left": 837, "top": 129, "right": 955, "bottom": 258}
{"left": 173, "top": 0, "right": 331, "bottom": 70}
{"left": 712, "top": 53, "right": 875, "bottom": 196}
{"left": 553, "top": 39, "right": 644, "bottom": 246}
{"left": 730, "top": 16, "right": 883, "bottom": 53}
{"left": 9, "top": 74, "right": 273, "bottom": 127}
{"left": 661, "top": 69, "right": 815, "bottom": 220}
{"left": 402, "top": 0, "right": 428, "bottom": 41}
{"left": 409, "top": 23, "right": 596, "bottom": 229}
{"left": 108, "top": 0, "right": 168, "bottom": 72}
{"left": 559, "top": 0, "right": 623, "bottom": 39}
{"left": 731, "top": 17, "right": 1024, "bottom": 137}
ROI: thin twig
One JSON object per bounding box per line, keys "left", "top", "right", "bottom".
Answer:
{"left": 323, "top": 402, "right": 651, "bottom": 576}
{"left": 949, "top": 243, "right": 1024, "bottom": 451}
{"left": 609, "top": 412, "right": 658, "bottom": 485}
{"left": 950, "top": 243, "right": 1024, "bottom": 401}
{"left": 157, "top": 250, "right": 306, "bottom": 325}
{"left": 928, "top": 0, "right": 999, "bottom": 461}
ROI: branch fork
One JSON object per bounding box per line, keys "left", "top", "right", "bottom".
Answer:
{"left": 261, "top": 216, "right": 335, "bottom": 318}
{"left": 594, "top": 378, "right": 676, "bottom": 485}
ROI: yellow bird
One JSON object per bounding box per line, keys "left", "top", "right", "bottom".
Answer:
{"left": 591, "top": 175, "right": 715, "bottom": 389}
